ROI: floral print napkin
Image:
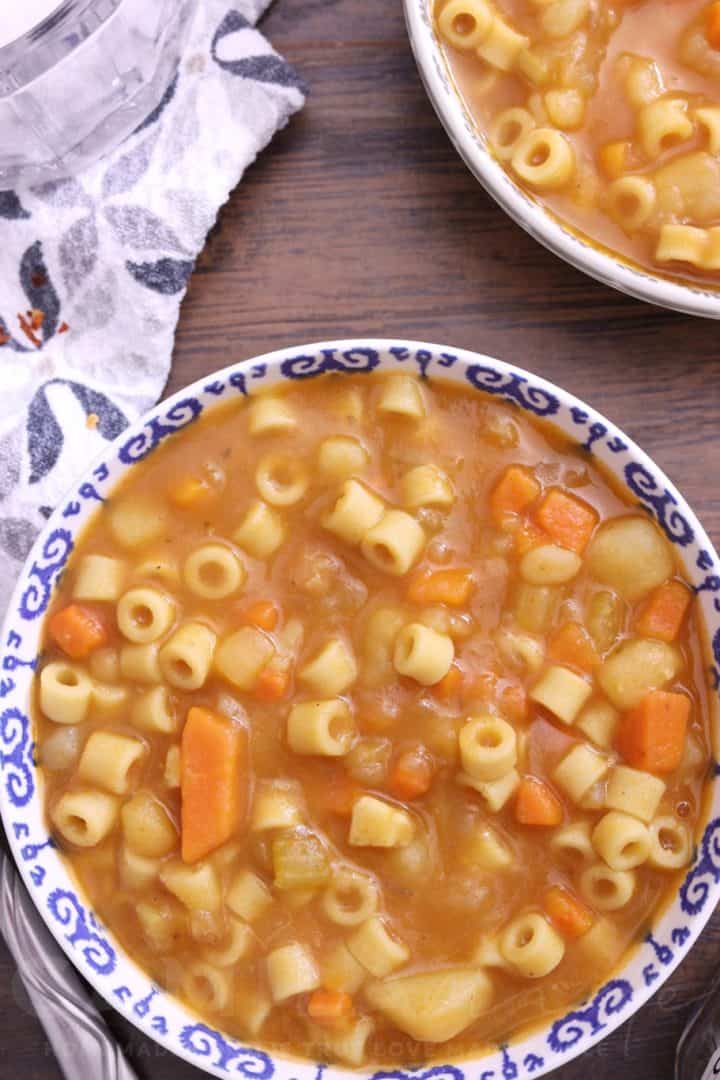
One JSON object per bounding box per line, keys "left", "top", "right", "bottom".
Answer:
{"left": 0, "top": 0, "right": 305, "bottom": 619}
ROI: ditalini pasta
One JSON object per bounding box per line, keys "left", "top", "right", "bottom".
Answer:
{"left": 36, "top": 373, "right": 710, "bottom": 1066}
{"left": 435, "top": 0, "right": 720, "bottom": 283}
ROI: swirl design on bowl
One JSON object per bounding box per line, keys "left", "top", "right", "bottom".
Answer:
{"left": 464, "top": 365, "right": 559, "bottom": 416}
{"left": 624, "top": 463, "right": 695, "bottom": 546}
{"left": 47, "top": 889, "right": 116, "bottom": 975}
{"left": 180, "top": 1025, "right": 274, "bottom": 1075}
{"left": 0, "top": 706, "right": 33, "bottom": 808}
{"left": 18, "top": 528, "right": 74, "bottom": 620}
{"left": 119, "top": 397, "right": 204, "bottom": 464}
{"left": 680, "top": 816, "right": 720, "bottom": 916}
{"left": 280, "top": 346, "right": 380, "bottom": 380}
{"left": 548, "top": 980, "right": 634, "bottom": 1052}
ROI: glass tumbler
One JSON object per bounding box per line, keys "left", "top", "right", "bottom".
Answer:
{"left": 0, "top": 0, "right": 199, "bottom": 186}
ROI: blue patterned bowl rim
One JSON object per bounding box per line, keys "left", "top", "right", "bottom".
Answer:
{"left": 402, "top": 0, "right": 720, "bottom": 320}
{"left": 1, "top": 339, "right": 719, "bottom": 1080}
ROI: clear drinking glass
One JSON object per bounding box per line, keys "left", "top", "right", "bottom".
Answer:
{"left": 0, "top": 0, "right": 199, "bottom": 186}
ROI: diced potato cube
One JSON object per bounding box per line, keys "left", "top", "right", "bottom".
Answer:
{"left": 530, "top": 664, "right": 593, "bottom": 724}
{"left": 457, "top": 769, "right": 520, "bottom": 812}
{"left": 226, "top": 868, "right": 272, "bottom": 922}
{"left": 309, "top": 1017, "right": 374, "bottom": 1067}
{"left": 553, "top": 744, "right": 609, "bottom": 804}
{"left": 577, "top": 699, "right": 619, "bottom": 748}
{"left": 349, "top": 796, "right": 414, "bottom": 848}
{"left": 272, "top": 830, "right": 330, "bottom": 891}
{"left": 267, "top": 942, "right": 320, "bottom": 1002}
{"left": 321, "top": 941, "right": 367, "bottom": 993}
{"left": 598, "top": 638, "right": 680, "bottom": 710}
{"left": 364, "top": 968, "right": 493, "bottom": 1042}
{"left": 214, "top": 627, "right": 275, "bottom": 691}
{"left": 586, "top": 517, "right": 674, "bottom": 601}
{"left": 461, "top": 826, "right": 514, "bottom": 869}
{"left": 605, "top": 765, "right": 666, "bottom": 824}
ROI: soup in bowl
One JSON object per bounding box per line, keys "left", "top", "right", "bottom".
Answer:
{"left": 2, "top": 339, "right": 719, "bottom": 1079}
{"left": 405, "top": 0, "right": 720, "bottom": 317}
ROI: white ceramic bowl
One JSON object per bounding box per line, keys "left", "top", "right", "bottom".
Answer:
{"left": 2, "top": 339, "right": 719, "bottom": 1079}
{"left": 403, "top": 0, "right": 720, "bottom": 319}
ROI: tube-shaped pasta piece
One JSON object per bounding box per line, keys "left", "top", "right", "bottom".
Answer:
{"left": 249, "top": 395, "right": 297, "bottom": 436}
{"left": 309, "top": 1017, "right": 375, "bottom": 1067}
{"left": 637, "top": 97, "right": 693, "bottom": 158}
{"left": 108, "top": 498, "right": 168, "bottom": 549}
{"left": 233, "top": 500, "right": 286, "bottom": 558}
{"left": 576, "top": 699, "right": 619, "bottom": 748}
{"left": 393, "top": 622, "right": 453, "bottom": 685}
{"left": 91, "top": 681, "right": 128, "bottom": 718}
{"left": 40, "top": 662, "right": 93, "bottom": 725}
{"left": 496, "top": 627, "right": 545, "bottom": 674}
{"left": 346, "top": 916, "right": 409, "bottom": 977}
{"left": 51, "top": 789, "right": 119, "bottom": 847}
{"left": 116, "top": 586, "right": 176, "bottom": 644}
{"left": 205, "top": 917, "right": 256, "bottom": 966}
{"left": 541, "top": 0, "right": 589, "bottom": 36}
{"left": 491, "top": 107, "right": 536, "bottom": 160}
{"left": 119, "top": 643, "right": 161, "bottom": 683}
{"left": 512, "top": 128, "right": 574, "bottom": 189}
{"left": 132, "top": 685, "right": 177, "bottom": 734}
{"left": 607, "top": 176, "right": 656, "bottom": 232}
{"left": 552, "top": 744, "right": 609, "bottom": 804}
{"left": 287, "top": 699, "right": 356, "bottom": 756}
{"left": 520, "top": 544, "right": 582, "bottom": 585}
{"left": 378, "top": 375, "right": 427, "bottom": 419}
{"left": 183, "top": 544, "right": 246, "bottom": 600}
{"left": 235, "top": 987, "right": 272, "bottom": 1036}
{"left": 77, "top": 731, "right": 147, "bottom": 795}
{"left": 461, "top": 825, "right": 514, "bottom": 869}
{"left": 457, "top": 768, "right": 520, "bottom": 812}
{"left": 182, "top": 962, "right": 230, "bottom": 1012}
{"left": 656, "top": 224, "right": 708, "bottom": 268}
{"left": 648, "top": 815, "right": 692, "bottom": 869}
{"left": 580, "top": 864, "right": 635, "bottom": 910}
{"left": 500, "top": 912, "right": 565, "bottom": 977}
{"left": 437, "top": 0, "right": 493, "bottom": 50}
{"left": 696, "top": 105, "right": 720, "bottom": 153}
{"left": 299, "top": 639, "right": 357, "bottom": 696}
{"left": 73, "top": 554, "right": 125, "bottom": 602}
{"left": 317, "top": 436, "right": 369, "bottom": 480}
{"left": 401, "top": 465, "right": 455, "bottom": 509}
{"left": 530, "top": 664, "right": 592, "bottom": 724}
{"left": 164, "top": 745, "right": 181, "bottom": 788}
{"left": 322, "top": 480, "right": 385, "bottom": 545}
{"left": 478, "top": 16, "right": 529, "bottom": 70}
{"left": 159, "top": 621, "right": 217, "bottom": 690}
{"left": 322, "top": 864, "right": 379, "bottom": 926}
{"left": 160, "top": 859, "right": 222, "bottom": 912}
{"left": 133, "top": 550, "right": 180, "bottom": 588}
{"left": 605, "top": 765, "right": 665, "bottom": 824}
{"left": 592, "top": 811, "right": 651, "bottom": 871}
{"left": 459, "top": 716, "right": 517, "bottom": 781}
{"left": 227, "top": 868, "right": 273, "bottom": 921}
{"left": 544, "top": 88, "right": 585, "bottom": 130}
{"left": 256, "top": 453, "right": 309, "bottom": 507}
{"left": 321, "top": 941, "right": 367, "bottom": 993}
{"left": 214, "top": 626, "right": 275, "bottom": 691}
{"left": 550, "top": 820, "right": 594, "bottom": 861}
{"left": 251, "top": 780, "right": 305, "bottom": 831}
{"left": 361, "top": 510, "right": 426, "bottom": 576}
{"left": 121, "top": 790, "right": 178, "bottom": 857}
{"left": 349, "top": 795, "right": 414, "bottom": 848}
{"left": 267, "top": 942, "right": 320, "bottom": 1002}
{"left": 119, "top": 846, "right": 159, "bottom": 890}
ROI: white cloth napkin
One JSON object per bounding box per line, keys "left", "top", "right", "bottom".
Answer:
{"left": 0, "top": 0, "right": 305, "bottom": 617}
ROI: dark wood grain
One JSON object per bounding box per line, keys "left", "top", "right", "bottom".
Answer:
{"left": 2, "top": 0, "right": 719, "bottom": 1076}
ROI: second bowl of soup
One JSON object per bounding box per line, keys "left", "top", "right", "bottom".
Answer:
{"left": 406, "top": 0, "right": 720, "bottom": 316}
{"left": 2, "top": 339, "right": 720, "bottom": 1079}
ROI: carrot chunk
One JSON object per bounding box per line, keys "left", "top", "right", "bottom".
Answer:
{"left": 534, "top": 489, "right": 598, "bottom": 554}
{"left": 500, "top": 683, "right": 529, "bottom": 724}
{"left": 48, "top": 603, "right": 108, "bottom": 659}
{"left": 241, "top": 600, "right": 280, "bottom": 632}
{"left": 388, "top": 746, "right": 435, "bottom": 801}
{"left": 490, "top": 466, "right": 540, "bottom": 525}
{"left": 181, "top": 706, "right": 249, "bottom": 863}
{"left": 548, "top": 621, "right": 600, "bottom": 672}
{"left": 406, "top": 567, "right": 475, "bottom": 607}
{"left": 307, "top": 989, "right": 355, "bottom": 1030}
{"left": 513, "top": 519, "right": 548, "bottom": 556}
{"left": 616, "top": 690, "right": 690, "bottom": 774}
{"left": 433, "top": 664, "right": 463, "bottom": 700}
{"left": 543, "top": 885, "right": 594, "bottom": 939}
{"left": 254, "top": 664, "right": 290, "bottom": 702}
{"left": 706, "top": 0, "right": 720, "bottom": 49}
{"left": 515, "top": 776, "right": 564, "bottom": 826}
{"left": 634, "top": 580, "right": 692, "bottom": 643}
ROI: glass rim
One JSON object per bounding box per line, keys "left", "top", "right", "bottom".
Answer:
{"left": 0, "top": 0, "right": 124, "bottom": 94}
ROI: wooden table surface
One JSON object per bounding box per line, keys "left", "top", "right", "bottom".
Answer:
{"left": 2, "top": 1, "right": 719, "bottom": 1077}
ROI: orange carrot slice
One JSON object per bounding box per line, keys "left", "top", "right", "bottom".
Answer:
{"left": 616, "top": 690, "right": 690, "bottom": 774}
{"left": 544, "top": 885, "right": 594, "bottom": 939}
{"left": 48, "top": 603, "right": 108, "bottom": 660}
{"left": 181, "top": 706, "right": 249, "bottom": 863}
{"left": 515, "top": 776, "right": 564, "bottom": 826}
{"left": 634, "top": 580, "right": 692, "bottom": 643}
{"left": 534, "top": 489, "right": 598, "bottom": 553}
